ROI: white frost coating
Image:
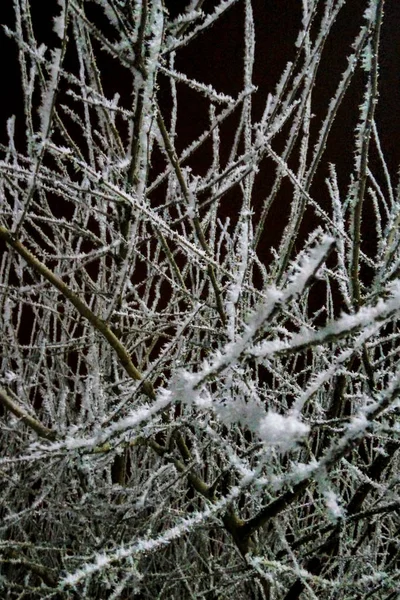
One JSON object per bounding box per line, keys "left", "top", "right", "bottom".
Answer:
{"left": 170, "top": 237, "right": 334, "bottom": 418}
{"left": 132, "top": 0, "right": 164, "bottom": 201}
{"left": 252, "top": 279, "right": 400, "bottom": 359}
{"left": 259, "top": 411, "right": 309, "bottom": 451}
{"left": 364, "top": 0, "right": 378, "bottom": 22}
{"left": 179, "top": 284, "right": 283, "bottom": 389}
{"left": 1, "top": 0, "right": 397, "bottom": 594}
{"left": 226, "top": 215, "right": 250, "bottom": 340}
{"left": 4, "top": 371, "right": 19, "bottom": 383}
{"left": 164, "top": 0, "right": 240, "bottom": 54}
{"left": 60, "top": 483, "right": 243, "bottom": 588}
{"left": 39, "top": 48, "right": 62, "bottom": 140}
{"left": 361, "top": 42, "right": 373, "bottom": 72}
{"left": 99, "top": 388, "right": 172, "bottom": 437}
{"left": 170, "top": 8, "right": 203, "bottom": 28}
{"left": 91, "top": 0, "right": 120, "bottom": 27}
{"left": 324, "top": 490, "right": 345, "bottom": 521}
{"left": 38, "top": 390, "right": 173, "bottom": 454}
{"left": 6, "top": 115, "right": 16, "bottom": 157}
{"left": 53, "top": 0, "right": 65, "bottom": 39}
{"left": 346, "top": 412, "right": 369, "bottom": 437}
{"left": 215, "top": 395, "right": 266, "bottom": 431}
{"left": 284, "top": 235, "right": 335, "bottom": 298}
{"left": 291, "top": 321, "right": 381, "bottom": 415}
{"left": 159, "top": 66, "right": 234, "bottom": 104}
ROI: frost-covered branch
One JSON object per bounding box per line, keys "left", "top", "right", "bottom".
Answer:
{"left": 1, "top": 1, "right": 399, "bottom": 598}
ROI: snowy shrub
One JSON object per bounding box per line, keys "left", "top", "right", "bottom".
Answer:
{"left": 1, "top": 1, "right": 399, "bottom": 598}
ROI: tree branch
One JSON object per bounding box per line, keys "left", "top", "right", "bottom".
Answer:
{"left": 0, "top": 387, "right": 57, "bottom": 441}
{"left": 0, "top": 225, "right": 155, "bottom": 401}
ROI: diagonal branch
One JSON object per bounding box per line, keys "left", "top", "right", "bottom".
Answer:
{"left": 0, "top": 225, "right": 155, "bottom": 400}
{"left": 0, "top": 387, "right": 57, "bottom": 441}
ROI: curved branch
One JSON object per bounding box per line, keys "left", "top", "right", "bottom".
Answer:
{"left": 0, "top": 387, "right": 57, "bottom": 441}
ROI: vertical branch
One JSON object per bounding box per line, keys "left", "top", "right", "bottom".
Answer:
{"left": 351, "top": 0, "right": 385, "bottom": 307}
